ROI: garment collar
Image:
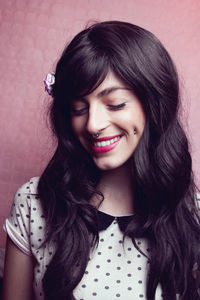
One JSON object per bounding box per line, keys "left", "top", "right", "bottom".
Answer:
{"left": 97, "top": 209, "right": 134, "bottom": 232}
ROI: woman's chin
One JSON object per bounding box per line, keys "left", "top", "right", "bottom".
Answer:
{"left": 93, "top": 157, "right": 126, "bottom": 171}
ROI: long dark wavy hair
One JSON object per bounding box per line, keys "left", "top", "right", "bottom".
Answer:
{"left": 38, "top": 21, "right": 200, "bottom": 300}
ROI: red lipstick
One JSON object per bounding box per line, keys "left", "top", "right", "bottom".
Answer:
{"left": 92, "top": 134, "right": 121, "bottom": 142}
{"left": 92, "top": 135, "right": 122, "bottom": 153}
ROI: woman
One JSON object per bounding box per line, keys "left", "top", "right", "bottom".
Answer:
{"left": 2, "top": 21, "right": 200, "bottom": 300}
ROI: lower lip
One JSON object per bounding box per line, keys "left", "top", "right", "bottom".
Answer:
{"left": 92, "top": 137, "right": 121, "bottom": 153}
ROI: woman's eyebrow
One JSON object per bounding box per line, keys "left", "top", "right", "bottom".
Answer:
{"left": 96, "top": 86, "right": 130, "bottom": 98}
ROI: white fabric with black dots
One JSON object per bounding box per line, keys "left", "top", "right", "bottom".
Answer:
{"left": 4, "top": 177, "right": 163, "bottom": 300}
{"left": 73, "top": 221, "right": 163, "bottom": 300}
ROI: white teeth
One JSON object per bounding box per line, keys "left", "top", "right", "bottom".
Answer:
{"left": 93, "top": 136, "right": 121, "bottom": 147}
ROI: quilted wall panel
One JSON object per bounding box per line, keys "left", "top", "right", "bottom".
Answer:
{"left": 0, "top": 0, "right": 199, "bottom": 246}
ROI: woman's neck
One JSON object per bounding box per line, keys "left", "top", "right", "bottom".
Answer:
{"left": 91, "top": 163, "right": 134, "bottom": 216}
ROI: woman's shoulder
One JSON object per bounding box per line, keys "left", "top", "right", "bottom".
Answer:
{"left": 15, "top": 176, "right": 40, "bottom": 196}
{"left": 13, "top": 176, "right": 40, "bottom": 205}
{"left": 4, "top": 177, "right": 44, "bottom": 255}
{"left": 11, "top": 176, "right": 43, "bottom": 221}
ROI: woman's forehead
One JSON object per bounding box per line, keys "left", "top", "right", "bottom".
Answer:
{"left": 82, "top": 71, "right": 129, "bottom": 98}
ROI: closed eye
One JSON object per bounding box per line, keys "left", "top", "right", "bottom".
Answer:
{"left": 70, "top": 100, "right": 89, "bottom": 115}
{"left": 108, "top": 103, "right": 126, "bottom": 111}
{"left": 71, "top": 107, "right": 88, "bottom": 116}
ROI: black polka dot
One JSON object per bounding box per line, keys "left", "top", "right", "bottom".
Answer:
{"left": 127, "top": 247, "right": 132, "bottom": 251}
{"left": 96, "top": 265, "right": 100, "bottom": 268}
{"left": 138, "top": 267, "right": 142, "bottom": 270}
{"left": 137, "top": 241, "right": 141, "bottom": 245}
{"left": 111, "top": 233, "right": 114, "bottom": 236}
{"left": 116, "top": 293, "right": 120, "bottom": 297}
{"left": 31, "top": 220, "right": 34, "bottom": 223}
{"left": 106, "top": 272, "right": 110, "bottom": 276}
{"left": 116, "top": 280, "right": 121, "bottom": 283}
{"left": 117, "top": 253, "right": 122, "bottom": 257}
{"left": 105, "top": 286, "right": 109, "bottom": 289}
{"left": 127, "top": 273, "right": 132, "bottom": 277}
{"left": 108, "top": 246, "right": 112, "bottom": 249}
{"left": 118, "top": 240, "right": 123, "bottom": 244}
{"left": 18, "top": 193, "right": 21, "bottom": 197}
{"left": 92, "top": 292, "right": 97, "bottom": 296}
{"left": 38, "top": 226, "right": 43, "bottom": 230}
{"left": 82, "top": 284, "right": 86, "bottom": 288}
{"left": 128, "top": 287, "right": 132, "bottom": 291}
{"left": 33, "top": 207, "right": 36, "bottom": 211}
{"left": 138, "top": 280, "right": 142, "bottom": 284}
{"left": 97, "top": 252, "right": 101, "bottom": 255}
{"left": 20, "top": 204, "right": 24, "bottom": 207}
{"left": 16, "top": 213, "right": 20, "bottom": 217}
{"left": 139, "top": 295, "right": 144, "bottom": 298}
{"left": 107, "top": 259, "right": 111, "bottom": 263}
{"left": 49, "top": 252, "right": 52, "bottom": 255}
{"left": 85, "top": 270, "right": 89, "bottom": 274}
{"left": 127, "top": 260, "right": 131, "bottom": 264}
{"left": 100, "top": 238, "right": 104, "bottom": 242}
{"left": 26, "top": 214, "right": 30, "bottom": 218}
{"left": 30, "top": 232, "right": 33, "bottom": 235}
{"left": 14, "top": 223, "right": 18, "bottom": 227}
{"left": 94, "top": 278, "right": 98, "bottom": 282}
{"left": 27, "top": 196, "right": 30, "bottom": 199}
{"left": 137, "top": 254, "right": 141, "bottom": 258}
{"left": 116, "top": 266, "right": 121, "bottom": 270}
{"left": 40, "top": 257, "right": 43, "bottom": 260}
{"left": 38, "top": 239, "right": 42, "bottom": 242}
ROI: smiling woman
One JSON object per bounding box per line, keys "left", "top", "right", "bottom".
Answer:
{"left": 2, "top": 21, "right": 200, "bottom": 300}
{"left": 70, "top": 71, "right": 145, "bottom": 170}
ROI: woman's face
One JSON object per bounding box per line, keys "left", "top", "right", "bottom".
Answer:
{"left": 70, "top": 71, "right": 145, "bottom": 171}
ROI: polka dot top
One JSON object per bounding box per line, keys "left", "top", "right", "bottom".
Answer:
{"left": 4, "top": 177, "right": 163, "bottom": 300}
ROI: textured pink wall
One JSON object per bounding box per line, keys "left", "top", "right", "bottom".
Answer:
{"left": 0, "top": 0, "right": 199, "bottom": 247}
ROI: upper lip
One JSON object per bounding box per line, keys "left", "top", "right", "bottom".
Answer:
{"left": 91, "top": 134, "right": 122, "bottom": 142}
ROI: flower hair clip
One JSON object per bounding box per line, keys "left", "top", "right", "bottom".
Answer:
{"left": 44, "top": 72, "right": 55, "bottom": 96}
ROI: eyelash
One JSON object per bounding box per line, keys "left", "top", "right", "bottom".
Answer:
{"left": 108, "top": 103, "right": 126, "bottom": 110}
{"left": 71, "top": 102, "right": 126, "bottom": 116}
{"left": 71, "top": 107, "right": 87, "bottom": 116}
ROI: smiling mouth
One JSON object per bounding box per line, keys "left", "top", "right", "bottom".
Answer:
{"left": 91, "top": 135, "right": 122, "bottom": 153}
{"left": 93, "top": 136, "right": 121, "bottom": 147}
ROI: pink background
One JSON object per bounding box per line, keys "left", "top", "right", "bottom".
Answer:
{"left": 0, "top": 0, "right": 199, "bottom": 247}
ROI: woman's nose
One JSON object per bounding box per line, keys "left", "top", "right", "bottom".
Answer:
{"left": 86, "top": 104, "right": 108, "bottom": 135}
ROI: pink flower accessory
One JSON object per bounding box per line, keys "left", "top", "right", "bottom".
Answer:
{"left": 44, "top": 72, "right": 55, "bottom": 96}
